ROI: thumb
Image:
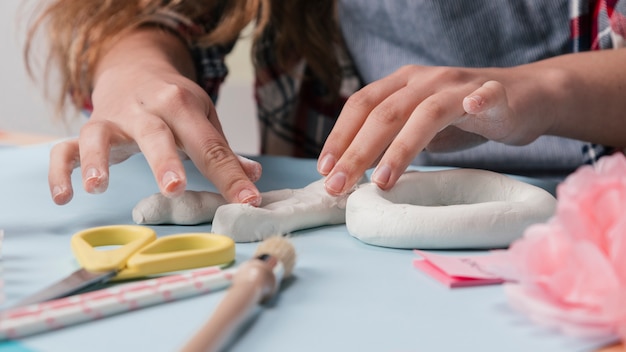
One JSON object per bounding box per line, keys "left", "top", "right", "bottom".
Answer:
{"left": 457, "top": 80, "right": 514, "bottom": 142}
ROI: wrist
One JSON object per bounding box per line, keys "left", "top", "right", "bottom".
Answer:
{"left": 94, "top": 27, "right": 196, "bottom": 86}
{"left": 501, "top": 63, "right": 573, "bottom": 142}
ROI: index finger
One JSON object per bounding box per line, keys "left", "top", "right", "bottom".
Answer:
{"left": 372, "top": 88, "right": 470, "bottom": 189}
{"left": 173, "top": 109, "right": 261, "bottom": 206}
{"left": 318, "top": 72, "right": 408, "bottom": 176}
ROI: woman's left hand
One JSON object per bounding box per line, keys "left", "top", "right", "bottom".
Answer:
{"left": 317, "top": 64, "right": 553, "bottom": 195}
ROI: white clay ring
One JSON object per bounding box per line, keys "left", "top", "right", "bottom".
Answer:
{"left": 345, "top": 169, "right": 557, "bottom": 249}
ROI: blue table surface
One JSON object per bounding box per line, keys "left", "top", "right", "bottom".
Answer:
{"left": 0, "top": 143, "right": 606, "bottom": 352}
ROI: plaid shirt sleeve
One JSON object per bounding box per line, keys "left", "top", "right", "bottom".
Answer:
{"left": 570, "top": 0, "right": 626, "bottom": 163}
{"left": 253, "top": 29, "right": 362, "bottom": 157}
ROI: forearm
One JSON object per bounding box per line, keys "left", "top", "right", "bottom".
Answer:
{"left": 94, "top": 27, "right": 196, "bottom": 88}
{"left": 509, "top": 49, "right": 626, "bottom": 148}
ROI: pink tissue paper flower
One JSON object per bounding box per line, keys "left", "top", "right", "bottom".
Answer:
{"left": 498, "top": 152, "right": 626, "bottom": 342}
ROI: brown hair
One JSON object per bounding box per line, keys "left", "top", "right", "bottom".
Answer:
{"left": 24, "top": 0, "right": 339, "bottom": 117}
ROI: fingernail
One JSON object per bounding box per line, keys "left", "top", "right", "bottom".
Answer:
{"left": 372, "top": 164, "right": 391, "bottom": 187}
{"left": 464, "top": 95, "right": 483, "bottom": 112}
{"left": 85, "top": 167, "right": 100, "bottom": 181}
{"left": 84, "top": 167, "right": 108, "bottom": 194}
{"left": 162, "top": 170, "right": 183, "bottom": 195}
{"left": 466, "top": 95, "right": 482, "bottom": 105}
{"left": 318, "top": 154, "right": 336, "bottom": 175}
{"left": 238, "top": 188, "right": 261, "bottom": 206}
{"left": 52, "top": 185, "right": 72, "bottom": 204}
{"left": 92, "top": 178, "right": 109, "bottom": 194}
{"left": 52, "top": 185, "right": 64, "bottom": 199}
{"left": 325, "top": 172, "right": 347, "bottom": 195}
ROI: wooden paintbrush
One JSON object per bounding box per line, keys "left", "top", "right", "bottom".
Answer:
{"left": 181, "top": 236, "right": 296, "bottom": 352}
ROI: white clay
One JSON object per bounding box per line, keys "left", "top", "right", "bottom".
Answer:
{"left": 132, "top": 191, "right": 227, "bottom": 225}
{"left": 132, "top": 178, "right": 361, "bottom": 242}
{"left": 211, "top": 178, "right": 353, "bottom": 242}
{"left": 133, "top": 169, "right": 555, "bottom": 249}
{"left": 345, "top": 169, "right": 557, "bottom": 249}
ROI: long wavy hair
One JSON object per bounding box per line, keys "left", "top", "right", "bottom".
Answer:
{"left": 24, "top": 0, "right": 340, "bottom": 117}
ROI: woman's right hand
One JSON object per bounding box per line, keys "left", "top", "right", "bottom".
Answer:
{"left": 48, "top": 28, "right": 262, "bottom": 206}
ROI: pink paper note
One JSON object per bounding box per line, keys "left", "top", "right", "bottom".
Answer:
{"left": 413, "top": 250, "right": 506, "bottom": 288}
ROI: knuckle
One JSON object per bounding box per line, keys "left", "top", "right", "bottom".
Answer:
{"left": 199, "top": 141, "right": 233, "bottom": 168}
{"left": 50, "top": 140, "right": 73, "bottom": 156}
{"left": 414, "top": 67, "right": 467, "bottom": 87}
{"left": 390, "top": 140, "right": 414, "bottom": 161}
{"left": 148, "top": 83, "right": 199, "bottom": 114}
{"left": 395, "top": 64, "right": 417, "bottom": 75}
{"left": 344, "top": 89, "right": 375, "bottom": 113}
{"left": 49, "top": 140, "right": 81, "bottom": 168}
{"left": 478, "top": 81, "right": 504, "bottom": 99}
{"left": 341, "top": 149, "right": 371, "bottom": 171}
{"left": 418, "top": 99, "right": 446, "bottom": 122}
{"left": 135, "top": 118, "right": 171, "bottom": 139}
{"left": 371, "top": 104, "right": 401, "bottom": 125}
{"left": 435, "top": 67, "right": 466, "bottom": 82}
{"left": 156, "top": 83, "right": 190, "bottom": 104}
{"left": 79, "top": 119, "right": 109, "bottom": 136}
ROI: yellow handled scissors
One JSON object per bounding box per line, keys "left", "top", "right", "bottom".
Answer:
{"left": 13, "top": 225, "right": 235, "bottom": 307}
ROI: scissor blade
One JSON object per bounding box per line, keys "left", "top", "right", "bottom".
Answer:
{"left": 11, "top": 268, "right": 116, "bottom": 308}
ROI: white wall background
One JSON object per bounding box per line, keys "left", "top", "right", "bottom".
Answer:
{"left": 0, "top": 0, "right": 258, "bottom": 155}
